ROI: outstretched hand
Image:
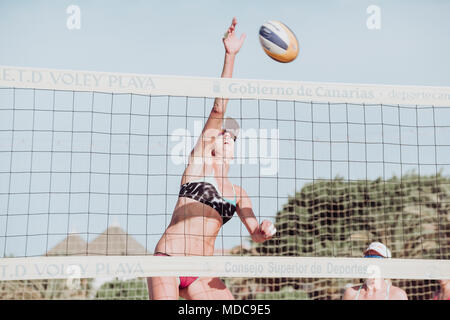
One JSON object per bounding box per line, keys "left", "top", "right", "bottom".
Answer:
{"left": 223, "top": 17, "right": 246, "bottom": 55}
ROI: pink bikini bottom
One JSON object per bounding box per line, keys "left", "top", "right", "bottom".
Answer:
{"left": 154, "top": 252, "right": 199, "bottom": 289}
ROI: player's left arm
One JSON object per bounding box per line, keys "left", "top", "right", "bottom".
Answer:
{"left": 235, "top": 185, "right": 276, "bottom": 243}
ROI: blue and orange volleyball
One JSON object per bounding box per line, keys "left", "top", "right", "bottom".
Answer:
{"left": 259, "top": 21, "right": 299, "bottom": 63}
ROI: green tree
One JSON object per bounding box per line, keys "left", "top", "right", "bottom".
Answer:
{"left": 231, "top": 173, "right": 449, "bottom": 300}
{"left": 0, "top": 278, "right": 93, "bottom": 300}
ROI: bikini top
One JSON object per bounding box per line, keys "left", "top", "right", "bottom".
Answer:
{"left": 178, "top": 175, "right": 237, "bottom": 225}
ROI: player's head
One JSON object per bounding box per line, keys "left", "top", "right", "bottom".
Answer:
{"left": 213, "top": 117, "right": 239, "bottom": 162}
{"left": 362, "top": 242, "right": 391, "bottom": 285}
{"left": 363, "top": 242, "right": 392, "bottom": 258}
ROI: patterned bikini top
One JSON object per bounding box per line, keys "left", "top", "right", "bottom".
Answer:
{"left": 178, "top": 175, "right": 237, "bottom": 225}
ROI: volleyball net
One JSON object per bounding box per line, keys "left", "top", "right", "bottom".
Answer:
{"left": 0, "top": 65, "right": 449, "bottom": 300}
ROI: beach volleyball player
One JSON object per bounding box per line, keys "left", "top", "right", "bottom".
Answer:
{"left": 147, "top": 18, "right": 277, "bottom": 300}
{"left": 342, "top": 242, "right": 408, "bottom": 300}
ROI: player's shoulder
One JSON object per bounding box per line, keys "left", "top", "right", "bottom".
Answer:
{"left": 342, "top": 285, "right": 360, "bottom": 300}
{"left": 391, "top": 285, "right": 408, "bottom": 300}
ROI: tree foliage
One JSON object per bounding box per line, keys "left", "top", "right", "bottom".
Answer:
{"left": 95, "top": 278, "right": 148, "bottom": 300}
{"left": 230, "top": 173, "right": 449, "bottom": 300}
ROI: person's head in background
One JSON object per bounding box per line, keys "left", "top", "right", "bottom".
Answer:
{"left": 364, "top": 241, "right": 391, "bottom": 258}
{"left": 343, "top": 242, "right": 407, "bottom": 299}
{"left": 363, "top": 242, "right": 392, "bottom": 287}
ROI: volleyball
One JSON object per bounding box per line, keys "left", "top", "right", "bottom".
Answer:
{"left": 259, "top": 20, "right": 299, "bottom": 63}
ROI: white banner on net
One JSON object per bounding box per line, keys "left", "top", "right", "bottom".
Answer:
{"left": 0, "top": 65, "right": 450, "bottom": 107}
{"left": 0, "top": 256, "right": 449, "bottom": 281}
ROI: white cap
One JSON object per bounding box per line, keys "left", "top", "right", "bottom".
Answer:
{"left": 364, "top": 242, "right": 392, "bottom": 258}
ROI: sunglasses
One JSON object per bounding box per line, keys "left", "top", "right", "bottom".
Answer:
{"left": 364, "top": 255, "right": 384, "bottom": 258}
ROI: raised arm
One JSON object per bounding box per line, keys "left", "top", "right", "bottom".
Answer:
{"left": 213, "top": 16, "right": 247, "bottom": 112}
{"left": 188, "top": 17, "right": 246, "bottom": 165}
{"left": 235, "top": 185, "right": 275, "bottom": 243}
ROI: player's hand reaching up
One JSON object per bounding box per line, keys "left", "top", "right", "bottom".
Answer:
{"left": 223, "top": 17, "right": 246, "bottom": 55}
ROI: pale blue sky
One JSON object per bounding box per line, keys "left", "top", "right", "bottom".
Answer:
{"left": 1, "top": 0, "right": 449, "bottom": 85}
{"left": 0, "top": 0, "right": 449, "bottom": 257}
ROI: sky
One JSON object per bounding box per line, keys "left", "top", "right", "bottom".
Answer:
{"left": 0, "top": 0, "right": 449, "bottom": 257}
{"left": 1, "top": 0, "right": 450, "bottom": 85}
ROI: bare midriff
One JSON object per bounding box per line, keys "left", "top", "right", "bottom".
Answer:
{"left": 154, "top": 196, "right": 223, "bottom": 256}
